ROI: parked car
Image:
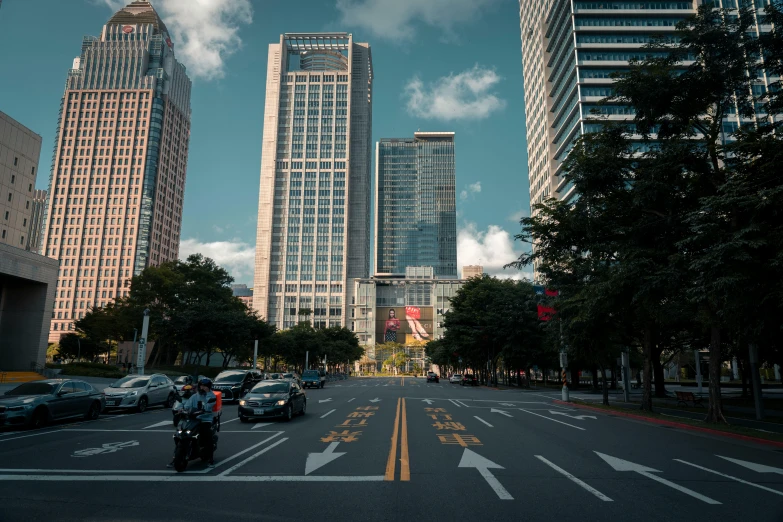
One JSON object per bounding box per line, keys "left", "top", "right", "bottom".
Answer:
{"left": 282, "top": 372, "right": 301, "bottom": 385}
{"left": 238, "top": 379, "right": 306, "bottom": 422}
{"left": 212, "top": 370, "right": 264, "bottom": 402}
{"left": 302, "top": 369, "right": 326, "bottom": 389}
{"left": 426, "top": 372, "right": 439, "bottom": 383}
{"left": 461, "top": 374, "right": 478, "bottom": 386}
{"left": 1, "top": 379, "right": 104, "bottom": 429}
{"left": 103, "top": 374, "right": 177, "bottom": 412}
{"left": 449, "top": 374, "right": 462, "bottom": 384}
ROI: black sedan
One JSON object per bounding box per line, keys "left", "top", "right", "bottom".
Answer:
{"left": 0, "top": 379, "right": 104, "bottom": 429}
{"left": 426, "top": 372, "right": 439, "bottom": 383}
{"left": 238, "top": 380, "right": 306, "bottom": 422}
{"left": 461, "top": 374, "right": 478, "bottom": 386}
{"left": 211, "top": 370, "right": 263, "bottom": 402}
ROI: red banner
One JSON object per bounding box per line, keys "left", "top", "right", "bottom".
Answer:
{"left": 537, "top": 304, "right": 556, "bottom": 321}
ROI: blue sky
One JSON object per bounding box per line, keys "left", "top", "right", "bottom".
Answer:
{"left": 0, "top": 0, "right": 531, "bottom": 283}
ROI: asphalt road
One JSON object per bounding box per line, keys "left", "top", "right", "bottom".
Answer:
{"left": 1, "top": 376, "right": 782, "bottom": 522}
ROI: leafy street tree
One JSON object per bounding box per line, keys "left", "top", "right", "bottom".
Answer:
{"left": 55, "top": 333, "right": 100, "bottom": 363}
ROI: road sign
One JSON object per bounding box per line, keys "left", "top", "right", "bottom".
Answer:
{"left": 559, "top": 353, "right": 568, "bottom": 368}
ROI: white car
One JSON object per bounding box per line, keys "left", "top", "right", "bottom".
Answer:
{"left": 449, "top": 374, "right": 462, "bottom": 384}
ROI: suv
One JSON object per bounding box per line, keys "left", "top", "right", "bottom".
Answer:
{"left": 212, "top": 370, "right": 263, "bottom": 401}
{"left": 426, "top": 372, "right": 439, "bottom": 383}
{"left": 461, "top": 374, "right": 478, "bottom": 386}
{"left": 302, "top": 369, "right": 326, "bottom": 389}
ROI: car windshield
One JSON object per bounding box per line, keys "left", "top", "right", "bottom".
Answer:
{"left": 270, "top": 373, "right": 281, "bottom": 379}
{"left": 303, "top": 371, "right": 318, "bottom": 377}
{"left": 110, "top": 376, "right": 150, "bottom": 388}
{"left": 215, "top": 372, "right": 244, "bottom": 383}
{"left": 251, "top": 382, "right": 289, "bottom": 393}
{"left": 5, "top": 382, "right": 58, "bottom": 396}
{"left": 174, "top": 376, "right": 190, "bottom": 384}
{"left": 283, "top": 373, "right": 293, "bottom": 378}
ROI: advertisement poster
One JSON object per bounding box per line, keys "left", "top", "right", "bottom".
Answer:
{"left": 376, "top": 306, "right": 433, "bottom": 345}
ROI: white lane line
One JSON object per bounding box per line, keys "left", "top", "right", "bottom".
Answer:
{"left": 535, "top": 455, "right": 613, "bottom": 501}
{"left": 221, "top": 417, "right": 240, "bottom": 425}
{"left": 0, "top": 474, "right": 386, "bottom": 482}
{"left": 675, "top": 459, "right": 783, "bottom": 496}
{"left": 474, "top": 416, "right": 493, "bottom": 428}
{"left": 143, "top": 420, "right": 172, "bottom": 429}
{"left": 217, "top": 437, "right": 288, "bottom": 476}
{"left": 0, "top": 468, "right": 203, "bottom": 475}
{"left": 210, "top": 432, "right": 285, "bottom": 473}
{"left": 518, "top": 409, "right": 586, "bottom": 431}
{"left": 251, "top": 423, "right": 274, "bottom": 430}
{"left": 0, "top": 429, "right": 64, "bottom": 443}
{"left": 320, "top": 409, "right": 337, "bottom": 419}
{"left": 347, "top": 398, "right": 355, "bottom": 403}
{"left": 448, "top": 399, "right": 462, "bottom": 408}
{"left": 456, "top": 400, "right": 470, "bottom": 408}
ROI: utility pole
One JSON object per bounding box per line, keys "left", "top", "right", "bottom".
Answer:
{"left": 749, "top": 344, "right": 765, "bottom": 420}
{"left": 253, "top": 339, "right": 259, "bottom": 370}
{"left": 137, "top": 308, "right": 150, "bottom": 376}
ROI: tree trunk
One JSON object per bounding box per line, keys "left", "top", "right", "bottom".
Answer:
{"left": 570, "top": 367, "right": 580, "bottom": 390}
{"left": 640, "top": 327, "right": 654, "bottom": 411}
{"left": 705, "top": 325, "right": 728, "bottom": 424}
{"left": 740, "top": 357, "right": 749, "bottom": 397}
{"left": 600, "top": 365, "right": 610, "bottom": 406}
{"left": 652, "top": 348, "right": 667, "bottom": 398}
{"left": 591, "top": 366, "right": 599, "bottom": 392}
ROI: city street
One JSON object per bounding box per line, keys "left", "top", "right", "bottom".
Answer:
{"left": 1, "top": 377, "right": 782, "bottom": 521}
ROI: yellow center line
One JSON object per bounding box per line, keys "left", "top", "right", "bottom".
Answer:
{"left": 400, "top": 398, "right": 410, "bottom": 481}
{"left": 385, "top": 397, "right": 401, "bottom": 481}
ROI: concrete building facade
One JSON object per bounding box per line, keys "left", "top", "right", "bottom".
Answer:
{"left": 231, "top": 283, "right": 254, "bottom": 311}
{"left": 0, "top": 111, "right": 42, "bottom": 251}
{"left": 462, "top": 265, "right": 484, "bottom": 279}
{"left": 375, "top": 132, "right": 457, "bottom": 278}
{"left": 253, "top": 33, "right": 373, "bottom": 330}
{"left": 41, "top": 0, "right": 191, "bottom": 342}
{"left": 26, "top": 189, "right": 47, "bottom": 253}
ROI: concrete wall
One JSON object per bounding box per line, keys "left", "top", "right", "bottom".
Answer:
{"left": 0, "top": 243, "right": 58, "bottom": 370}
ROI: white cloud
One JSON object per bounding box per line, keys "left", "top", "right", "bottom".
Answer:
{"left": 468, "top": 181, "right": 481, "bottom": 194}
{"left": 335, "top": 0, "right": 497, "bottom": 41}
{"left": 212, "top": 224, "right": 225, "bottom": 234}
{"left": 98, "top": 0, "right": 252, "bottom": 81}
{"left": 457, "top": 223, "right": 532, "bottom": 280}
{"left": 404, "top": 65, "right": 506, "bottom": 121}
{"left": 460, "top": 190, "right": 468, "bottom": 201}
{"left": 179, "top": 238, "right": 255, "bottom": 282}
{"left": 507, "top": 208, "right": 529, "bottom": 223}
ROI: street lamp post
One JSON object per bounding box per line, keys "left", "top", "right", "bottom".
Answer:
{"left": 137, "top": 309, "right": 150, "bottom": 376}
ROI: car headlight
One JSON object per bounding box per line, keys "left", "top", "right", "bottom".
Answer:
{"left": 126, "top": 391, "right": 138, "bottom": 396}
{"left": 239, "top": 400, "right": 246, "bottom": 406}
{"left": 7, "top": 404, "right": 33, "bottom": 412}
{"left": 276, "top": 400, "right": 286, "bottom": 406}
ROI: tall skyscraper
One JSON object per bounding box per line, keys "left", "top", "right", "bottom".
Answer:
{"left": 43, "top": 0, "right": 191, "bottom": 341}
{"left": 26, "top": 190, "right": 47, "bottom": 253}
{"left": 0, "top": 111, "right": 42, "bottom": 251}
{"left": 374, "top": 132, "right": 457, "bottom": 278}
{"left": 253, "top": 33, "right": 373, "bottom": 330}
{"left": 520, "top": 0, "right": 697, "bottom": 208}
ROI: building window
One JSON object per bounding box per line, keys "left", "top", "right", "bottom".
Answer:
{"left": 1, "top": 230, "right": 5, "bottom": 239}
{"left": 20, "top": 236, "right": 24, "bottom": 245}
{"left": 13, "top": 157, "right": 18, "bottom": 166}
{"left": 10, "top": 175, "right": 14, "bottom": 184}
{"left": 6, "top": 193, "right": 10, "bottom": 202}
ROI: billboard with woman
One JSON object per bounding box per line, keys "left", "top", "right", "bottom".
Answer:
{"left": 377, "top": 306, "right": 433, "bottom": 344}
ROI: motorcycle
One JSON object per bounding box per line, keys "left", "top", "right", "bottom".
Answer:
{"left": 171, "top": 400, "right": 220, "bottom": 472}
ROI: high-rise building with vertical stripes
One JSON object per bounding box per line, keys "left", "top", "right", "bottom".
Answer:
{"left": 375, "top": 132, "right": 457, "bottom": 278}
{"left": 253, "top": 33, "right": 373, "bottom": 330}
{"left": 43, "top": 0, "right": 191, "bottom": 341}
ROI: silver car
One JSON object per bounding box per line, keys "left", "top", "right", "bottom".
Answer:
{"left": 103, "top": 374, "right": 177, "bottom": 412}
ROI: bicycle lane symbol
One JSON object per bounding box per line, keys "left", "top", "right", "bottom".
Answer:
{"left": 71, "top": 440, "right": 140, "bottom": 458}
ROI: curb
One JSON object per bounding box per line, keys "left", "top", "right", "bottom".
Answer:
{"left": 554, "top": 399, "right": 783, "bottom": 449}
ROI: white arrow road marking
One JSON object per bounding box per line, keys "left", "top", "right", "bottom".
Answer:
{"left": 318, "top": 398, "right": 333, "bottom": 404}
{"left": 675, "top": 459, "right": 783, "bottom": 497}
{"left": 369, "top": 398, "right": 381, "bottom": 403}
{"left": 143, "top": 420, "right": 171, "bottom": 429}
{"left": 251, "top": 423, "right": 274, "bottom": 430}
{"left": 458, "top": 448, "right": 513, "bottom": 500}
{"left": 305, "top": 442, "right": 346, "bottom": 475}
{"left": 717, "top": 456, "right": 783, "bottom": 475}
{"left": 548, "top": 410, "right": 597, "bottom": 420}
{"left": 499, "top": 403, "right": 516, "bottom": 407}
{"left": 422, "top": 399, "right": 435, "bottom": 405}
{"left": 595, "top": 452, "right": 720, "bottom": 505}
{"left": 518, "top": 409, "right": 585, "bottom": 430}
{"left": 347, "top": 398, "right": 355, "bottom": 403}
{"left": 490, "top": 408, "right": 512, "bottom": 417}
{"left": 535, "top": 456, "right": 613, "bottom": 501}
{"left": 320, "top": 409, "right": 336, "bottom": 419}
{"left": 474, "top": 416, "right": 493, "bottom": 428}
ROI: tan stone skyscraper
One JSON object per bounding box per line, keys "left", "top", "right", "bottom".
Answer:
{"left": 43, "top": 0, "right": 191, "bottom": 341}
{"left": 253, "top": 34, "right": 373, "bottom": 330}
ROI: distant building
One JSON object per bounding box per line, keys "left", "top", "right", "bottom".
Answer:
{"left": 462, "top": 265, "right": 483, "bottom": 279}
{"left": 375, "top": 132, "right": 457, "bottom": 278}
{"left": 231, "top": 283, "right": 254, "bottom": 311}
{"left": 26, "top": 189, "right": 47, "bottom": 253}
{"left": 0, "top": 111, "right": 42, "bottom": 250}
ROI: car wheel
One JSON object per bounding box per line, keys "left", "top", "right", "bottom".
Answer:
{"left": 85, "top": 401, "right": 101, "bottom": 421}
{"left": 300, "top": 399, "right": 307, "bottom": 416}
{"left": 29, "top": 407, "right": 48, "bottom": 429}
{"left": 284, "top": 403, "right": 293, "bottom": 422}
{"left": 240, "top": 415, "right": 249, "bottom": 423}
{"left": 137, "top": 396, "right": 148, "bottom": 413}
{"left": 165, "top": 393, "right": 176, "bottom": 409}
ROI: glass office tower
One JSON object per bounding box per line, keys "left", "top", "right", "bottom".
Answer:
{"left": 375, "top": 132, "right": 457, "bottom": 278}
{"left": 253, "top": 33, "right": 373, "bottom": 330}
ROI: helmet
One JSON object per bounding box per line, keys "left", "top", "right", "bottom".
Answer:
{"left": 198, "top": 377, "right": 212, "bottom": 389}
{"left": 181, "top": 384, "right": 194, "bottom": 398}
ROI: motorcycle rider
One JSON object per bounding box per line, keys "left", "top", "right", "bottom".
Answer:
{"left": 187, "top": 377, "right": 217, "bottom": 466}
